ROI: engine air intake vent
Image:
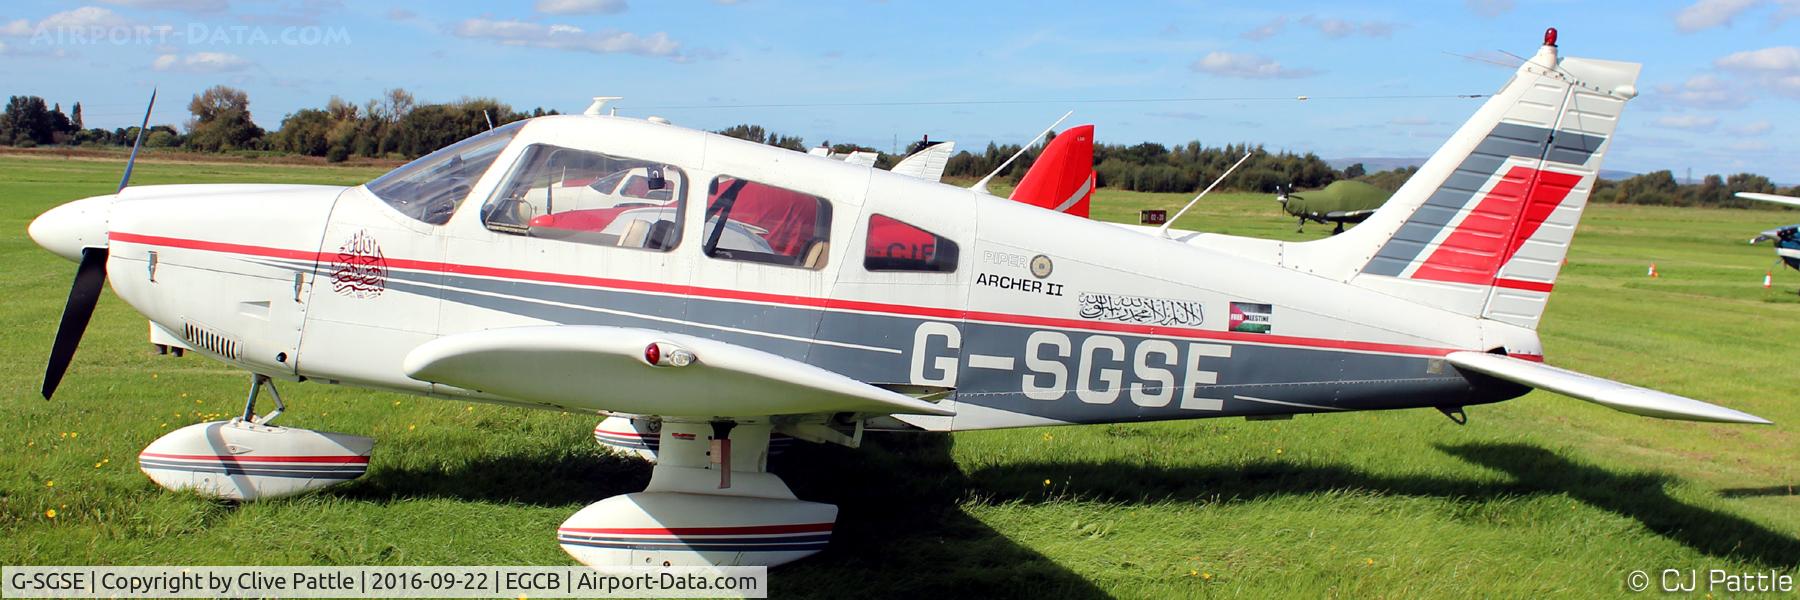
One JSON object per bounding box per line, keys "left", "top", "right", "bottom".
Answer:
{"left": 181, "top": 322, "right": 240, "bottom": 360}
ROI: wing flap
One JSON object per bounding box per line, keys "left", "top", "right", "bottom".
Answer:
{"left": 1446, "top": 351, "right": 1770, "bottom": 424}
{"left": 404, "top": 326, "right": 955, "bottom": 418}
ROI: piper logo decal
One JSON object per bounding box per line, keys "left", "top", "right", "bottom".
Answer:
{"left": 1229, "top": 302, "right": 1272, "bottom": 334}
{"left": 330, "top": 230, "right": 387, "bottom": 299}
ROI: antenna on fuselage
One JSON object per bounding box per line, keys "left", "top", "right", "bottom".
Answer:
{"left": 971, "top": 110, "right": 1072, "bottom": 195}
{"left": 1157, "top": 151, "right": 1254, "bottom": 238}
{"left": 585, "top": 96, "right": 623, "bottom": 116}
{"left": 483, "top": 110, "right": 494, "bottom": 130}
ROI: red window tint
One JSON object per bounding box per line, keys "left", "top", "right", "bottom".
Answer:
{"left": 704, "top": 176, "right": 834, "bottom": 269}
{"left": 865, "top": 214, "right": 958, "bottom": 272}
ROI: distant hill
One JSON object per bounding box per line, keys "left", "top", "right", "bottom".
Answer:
{"left": 1326, "top": 157, "right": 1639, "bottom": 181}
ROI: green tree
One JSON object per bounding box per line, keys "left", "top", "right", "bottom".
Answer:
{"left": 184, "top": 85, "right": 264, "bottom": 151}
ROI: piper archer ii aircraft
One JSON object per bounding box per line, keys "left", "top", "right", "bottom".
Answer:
{"left": 29, "top": 28, "right": 1772, "bottom": 569}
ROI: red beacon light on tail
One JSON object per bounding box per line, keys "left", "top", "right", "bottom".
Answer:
{"left": 1544, "top": 27, "right": 1558, "bottom": 47}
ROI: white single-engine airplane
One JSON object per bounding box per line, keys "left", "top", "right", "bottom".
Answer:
{"left": 28, "top": 30, "right": 1771, "bottom": 569}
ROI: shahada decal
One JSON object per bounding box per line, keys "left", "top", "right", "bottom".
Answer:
{"left": 1077, "top": 292, "right": 1204, "bottom": 327}
{"left": 1228, "top": 302, "right": 1273, "bottom": 333}
{"left": 331, "top": 230, "right": 387, "bottom": 299}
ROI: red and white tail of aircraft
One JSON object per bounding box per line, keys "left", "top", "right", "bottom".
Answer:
{"left": 1007, "top": 124, "right": 1096, "bottom": 218}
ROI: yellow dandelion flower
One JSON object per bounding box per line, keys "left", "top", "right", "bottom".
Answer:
{"left": 408, "top": 425, "right": 416, "bottom": 431}
{"left": 467, "top": 406, "right": 474, "bottom": 412}
{"left": 1365, "top": 558, "right": 1375, "bottom": 566}
{"left": 45, "top": 480, "right": 54, "bottom": 488}
{"left": 1187, "top": 569, "right": 1198, "bottom": 577}
{"left": 94, "top": 462, "right": 103, "bottom": 468}
{"left": 1275, "top": 448, "right": 1284, "bottom": 455}
{"left": 1042, "top": 479, "right": 1051, "bottom": 486}
{"left": 45, "top": 509, "right": 57, "bottom": 519}
{"left": 1202, "top": 572, "right": 1213, "bottom": 581}
{"left": 180, "top": 393, "right": 187, "bottom": 398}
{"left": 1041, "top": 432, "right": 1053, "bottom": 441}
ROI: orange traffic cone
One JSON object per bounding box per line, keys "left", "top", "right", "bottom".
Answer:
{"left": 1764, "top": 271, "right": 1773, "bottom": 289}
{"left": 1647, "top": 263, "right": 1659, "bottom": 278}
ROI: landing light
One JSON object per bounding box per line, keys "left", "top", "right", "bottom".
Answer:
{"left": 643, "top": 342, "right": 696, "bottom": 367}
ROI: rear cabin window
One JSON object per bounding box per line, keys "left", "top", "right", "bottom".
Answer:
{"left": 864, "top": 214, "right": 959, "bottom": 273}
{"left": 702, "top": 176, "right": 833, "bottom": 270}
{"left": 480, "top": 144, "right": 687, "bottom": 251}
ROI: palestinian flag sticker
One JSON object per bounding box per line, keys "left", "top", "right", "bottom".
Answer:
{"left": 1229, "top": 302, "right": 1273, "bottom": 333}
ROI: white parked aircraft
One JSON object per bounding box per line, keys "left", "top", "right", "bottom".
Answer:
{"left": 29, "top": 30, "right": 1769, "bottom": 569}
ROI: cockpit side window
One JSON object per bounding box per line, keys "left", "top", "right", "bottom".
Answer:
{"left": 366, "top": 121, "right": 524, "bottom": 225}
{"left": 480, "top": 143, "right": 687, "bottom": 252}
{"left": 702, "top": 176, "right": 833, "bottom": 270}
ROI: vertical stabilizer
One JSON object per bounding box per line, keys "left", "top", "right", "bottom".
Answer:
{"left": 1285, "top": 31, "right": 1639, "bottom": 330}
{"left": 1010, "top": 124, "right": 1096, "bottom": 218}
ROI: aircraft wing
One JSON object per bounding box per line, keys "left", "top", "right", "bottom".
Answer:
{"left": 404, "top": 326, "right": 955, "bottom": 418}
{"left": 1737, "top": 192, "right": 1800, "bottom": 207}
{"left": 1445, "top": 352, "right": 1770, "bottom": 424}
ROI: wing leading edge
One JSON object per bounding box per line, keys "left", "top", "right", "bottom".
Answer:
{"left": 1446, "top": 351, "right": 1770, "bottom": 424}
{"left": 404, "top": 326, "right": 955, "bottom": 418}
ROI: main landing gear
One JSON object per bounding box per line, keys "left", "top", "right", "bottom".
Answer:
{"left": 137, "top": 374, "right": 374, "bottom": 501}
{"left": 561, "top": 417, "right": 845, "bottom": 568}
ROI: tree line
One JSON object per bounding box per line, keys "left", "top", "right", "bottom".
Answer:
{"left": 4, "top": 89, "right": 1794, "bottom": 202}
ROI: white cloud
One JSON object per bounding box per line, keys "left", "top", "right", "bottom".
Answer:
{"left": 1675, "top": 0, "right": 1761, "bottom": 32}
{"left": 1241, "top": 17, "right": 1286, "bottom": 41}
{"left": 97, "top": 0, "right": 229, "bottom": 12}
{"left": 1190, "top": 51, "right": 1319, "bottom": 79}
{"left": 452, "top": 18, "right": 682, "bottom": 59}
{"left": 1653, "top": 114, "right": 1721, "bottom": 131}
{"left": 1729, "top": 120, "right": 1773, "bottom": 135}
{"left": 1716, "top": 46, "right": 1800, "bottom": 97}
{"left": 1296, "top": 15, "right": 1398, "bottom": 38}
{"left": 534, "top": 0, "right": 628, "bottom": 15}
{"left": 0, "top": 19, "right": 31, "bottom": 36}
{"left": 1716, "top": 46, "right": 1800, "bottom": 71}
{"left": 1465, "top": 0, "right": 1513, "bottom": 17}
{"left": 151, "top": 51, "right": 251, "bottom": 72}
{"left": 37, "top": 6, "right": 130, "bottom": 30}
{"left": 1654, "top": 73, "right": 1746, "bottom": 109}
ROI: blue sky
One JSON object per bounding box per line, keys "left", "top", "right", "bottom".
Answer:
{"left": 1, "top": 0, "right": 1796, "bottom": 181}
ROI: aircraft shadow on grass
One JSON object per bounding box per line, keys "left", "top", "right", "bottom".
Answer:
{"left": 318, "top": 436, "right": 1795, "bottom": 596}
{"left": 960, "top": 441, "right": 1799, "bottom": 570}
{"left": 332, "top": 434, "right": 1110, "bottom": 599}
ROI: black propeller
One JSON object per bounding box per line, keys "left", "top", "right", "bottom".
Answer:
{"left": 42, "top": 247, "right": 109, "bottom": 399}
{"left": 39, "top": 88, "right": 154, "bottom": 399}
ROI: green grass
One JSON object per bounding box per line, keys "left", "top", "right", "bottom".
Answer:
{"left": 2, "top": 154, "right": 1796, "bottom": 598}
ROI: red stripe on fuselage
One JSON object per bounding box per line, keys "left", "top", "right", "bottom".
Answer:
{"left": 1410, "top": 166, "right": 1582, "bottom": 286}
{"left": 110, "top": 232, "right": 1470, "bottom": 358}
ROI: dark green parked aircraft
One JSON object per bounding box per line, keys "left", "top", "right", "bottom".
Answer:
{"left": 1276, "top": 179, "right": 1393, "bottom": 234}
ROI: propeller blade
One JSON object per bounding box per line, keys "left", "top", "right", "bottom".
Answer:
{"left": 118, "top": 87, "right": 156, "bottom": 193}
{"left": 42, "top": 247, "right": 109, "bottom": 399}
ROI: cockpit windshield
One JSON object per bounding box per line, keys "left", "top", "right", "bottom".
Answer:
{"left": 366, "top": 120, "right": 525, "bottom": 225}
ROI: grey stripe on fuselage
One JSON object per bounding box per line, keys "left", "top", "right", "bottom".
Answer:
{"left": 369, "top": 268, "right": 1514, "bottom": 424}
{"left": 1363, "top": 123, "right": 1605, "bottom": 277}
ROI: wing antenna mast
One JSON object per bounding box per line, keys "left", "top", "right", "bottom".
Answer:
{"left": 1157, "top": 151, "right": 1254, "bottom": 238}
{"left": 971, "top": 110, "right": 1073, "bottom": 194}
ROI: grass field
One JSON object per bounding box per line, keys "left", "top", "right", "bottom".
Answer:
{"left": 2, "top": 154, "right": 1796, "bottom": 598}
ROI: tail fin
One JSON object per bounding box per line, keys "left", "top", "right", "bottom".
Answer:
{"left": 1289, "top": 35, "right": 1639, "bottom": 330}
{"left": 1010, "top": 124, "right": 1095, "bottom": 218}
